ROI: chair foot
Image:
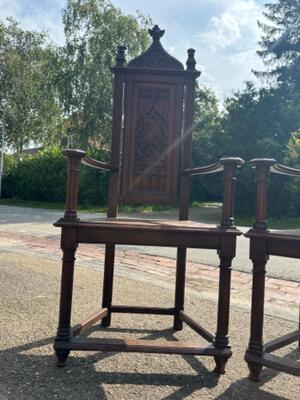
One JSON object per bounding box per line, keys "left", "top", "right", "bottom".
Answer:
{"left": 173, "top": 316, "right": 183, "bottom": 331}
{"left": 247, "top": 362, "right": 263, "bottom": 381}
{"left": 101, "top": 314, "right": 111, "bottom": 328}
{"left": 55, "top": 349, "right": 70, "bottom": 367}
{"left": 213, "top": 356, "right": 228, "bottom": 374}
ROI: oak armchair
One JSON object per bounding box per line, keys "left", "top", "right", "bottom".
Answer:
{"left": 54, "top": 25, "right": 245, "bottom": 374}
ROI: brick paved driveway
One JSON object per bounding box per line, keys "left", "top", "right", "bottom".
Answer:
{"left": 0, "top": 205, "right": 299, "bottom": 281}
{"left": 0, "top": 205, "right": 298, "bottom": 323}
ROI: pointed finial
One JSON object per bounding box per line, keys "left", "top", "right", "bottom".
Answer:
{"left": 186, "top": 48, "right": 196, "bottom": 70}
{"left": 115, "top": 45, "right": 126, "bottom": 66}
{"left": 148, "top": 25, "right": 165, "bottom": 42}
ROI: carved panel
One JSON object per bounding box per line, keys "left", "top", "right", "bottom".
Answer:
{"left": 134, "top": 97, "right": 169, "bottom": 180}
{"left": 121, "top": 81, "right": 183, "bottom": 204}
{"left": 131, "top": 86, "right": 172, "bottom": 193}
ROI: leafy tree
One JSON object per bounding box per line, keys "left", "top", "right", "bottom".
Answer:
{"left": 61, "top": 0, "right": 151, "bottom": 148}
{"left": 192, "top": 85, "right": 222, "bottom": 164}
{"left": 285, "top": 129, "right": 300, "bottom": 165}
{"left": 219, "top": 81, "right": 300, "bottom": 216}
{"left": 255, "top": 0, "right": 300, "bottom": 92}
{"left": 0, "top": 18, "right": 64, "bottom": 157}
{"left": 249, "top": 0, "right": 300, "bottom": 218}
{"left": 190, "top": 86, "right": 223, "bottom": 201}
{"left": 221, "top": 82, "right": 300, "bottom": 161}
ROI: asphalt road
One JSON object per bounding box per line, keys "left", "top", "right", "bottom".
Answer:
{"left": 0, "top": 205, "right": 299, "bottom": 282}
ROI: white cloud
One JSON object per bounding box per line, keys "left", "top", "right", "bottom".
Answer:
{"left": 190, "top": 0, "right": 266, "bottom": 101}
{"left": 198, "top": 0, "right": 261, "bottom": 51}
{"left": 0, "top": 0, "right": 65, "bottom": 46}
{"left": 0, "top": 0, "right": 267, "bottom": 100}
{"left": 0, "top": 0, "right": 21, "bottom": 20}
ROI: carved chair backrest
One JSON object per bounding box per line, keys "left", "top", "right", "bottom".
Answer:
{"left": 107, "top": 26, "right": 200, "bottom": 219}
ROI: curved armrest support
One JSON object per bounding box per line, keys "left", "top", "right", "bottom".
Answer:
{"left": 186, "top": 157, "right": 245, "bottom": 228}
{"left": 82, "top": 154, "right": 117, "bottom": 171}
{"left": 61, "top": 149, "right": 86, "bottom": 221}
{"left": 271, "top": 162, "right": 300, "bottom": 177}
{"left": 249, "top": 158, "right": 300, "bottom": 230}
{"left": 185, "top": 157, "right": 244, "bottom": 175}
{"left": 219, "top": 158, "right": 245, "bottom": 228}
{"left": 61, "top": 149, "right": 118, "bottom": 221}
{"left": 184, "top": 161, "right": 222, "bottom": 175}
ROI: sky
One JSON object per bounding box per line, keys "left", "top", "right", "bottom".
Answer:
{"left": 0, "top": 0, "right": 271, "bottom": 102}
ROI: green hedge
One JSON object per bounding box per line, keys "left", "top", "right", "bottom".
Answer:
{"left": 2, "top": 147, "right": 109, "bottom": 206}
{"left": 3, "top": 147, "right": 299, "bottom": 218}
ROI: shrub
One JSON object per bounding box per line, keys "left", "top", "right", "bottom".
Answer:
{"left": 2, "top": 147, "right": 109, "bottom": 206}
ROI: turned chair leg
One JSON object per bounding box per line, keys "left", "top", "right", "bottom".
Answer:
{"left": 248, "top": 362, "right": 263, "bottom": 382}
{"left": 214, "top": 256, "right": 233, "bottom": 374}
{"left": 173, "top": 247, "right": 187, "bottom": 330}
{"left": 54, "top": 245, "right": 77, "bottom": 367}
{"left": 101, "top": 244, "right": 115, "bottom": 327}
{"left": 246, "top": 258, "right": 267, "bottom": 381}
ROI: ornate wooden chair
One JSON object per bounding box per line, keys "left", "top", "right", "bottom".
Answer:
{"left": 245, "top": 158, "right": 300, "bottom": 380}
{"left": 54, "top": 25, "right": 244, "bottom": 373}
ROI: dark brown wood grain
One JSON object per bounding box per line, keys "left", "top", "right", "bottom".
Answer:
{"left": 179, "top": 311, "right": 214, "bottom": 343}
{"left": 72, "top": 308, "right": 108, "bottom": 336}
{"left": 54, "top": 25, "right": 244, "bottom": 373}
{"left": 110, "top": 305, "right": 175, "bottom": 315}
{"left": 56, "top": 337, "right": 232, "bottom": 356}
{"left": 245, "top": 158, "right": 300, "bottom": 381}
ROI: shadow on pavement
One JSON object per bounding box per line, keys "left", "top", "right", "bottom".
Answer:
{"left": 216, "top": 348, "right": 299, "bottom": 400}
{"left": 0, "top": 327, "right": 220, "bottom": 400}
{"left": 1, "top": 324, "right": 298, "bottom": 400}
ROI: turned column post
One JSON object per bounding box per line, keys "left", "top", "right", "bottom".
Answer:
{"left": 249, "top": 158, "right": 276, "bottom": 231}
{"left": 62, "top": 149, "right": 86, "bottom": 221}
{"left": 213, "top": 235, "right": 236, "bottom": 374}
{"left": 245, "top": 159, "right": 275, "bottom": 380}
{"left": 219, "top": 157, "right": 245, "bottom": 228}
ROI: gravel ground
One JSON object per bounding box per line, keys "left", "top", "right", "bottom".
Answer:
{"left": 0, "top": 250, "right": 299, "bottom": 399}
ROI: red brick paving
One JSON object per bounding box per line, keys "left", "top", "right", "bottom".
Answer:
{"left": 0, "top": 231, "right": 298, "bottom": 308}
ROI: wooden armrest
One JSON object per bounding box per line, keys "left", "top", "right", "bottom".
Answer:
{"left": 184, "top": 157, "right": 244, "bottom": 175}
{"left": 249, "top": 158, "right": 300, "bottom": 178}
{"left": 61, "top": 149, "right": 87, "bottom": 221}
{"left": 60, "top": 149, "right": 116, "bottom": 221}
{"left": 82, "top": 154, "right": 117, "bottom": 172}
{"left": 184, "top": 161, "right": 222, "bottom": 175}
{"left": 249, "top": 158, "right": 300, "bottom": 231}
{"left": 184, "top": 157, "right": 244, "bottom": 229}
{"left": 62, "top": 149, "right": 87, "bottom": 159}
{"left": 271, "top": 162, "right": 300, "bottom": 177}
